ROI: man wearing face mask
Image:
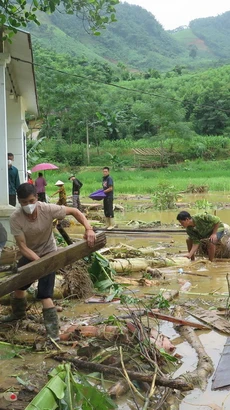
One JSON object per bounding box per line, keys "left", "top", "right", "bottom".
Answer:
{"left": 0, "top": 183, "right": 96, "bottom": 341}
{"left": 8, "top": 153, "right": 20, "bottom": 207}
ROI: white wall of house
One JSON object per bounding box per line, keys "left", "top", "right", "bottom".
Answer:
{"left": 0, "top": 30, "right": 37, "bottom": 248}
{"left": 7, "top": 96, "right": 27, "bottom": 183}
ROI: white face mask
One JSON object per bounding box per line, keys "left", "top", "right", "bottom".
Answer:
{"left": 22, "top": 203, "right": 37, "bottom": 215}
{"left": 8, "top": 160, "right": 12, "bottom": 166}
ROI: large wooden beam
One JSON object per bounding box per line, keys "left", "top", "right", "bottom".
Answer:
{"left": 0, "top": 232, "right": 106, "bottom": 298}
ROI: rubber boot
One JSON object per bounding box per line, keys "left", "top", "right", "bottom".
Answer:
{"left": 43, "top": 307, "right": 60, "bottom": 341}
{"left": 105, "top": 217, "right": 110, "bottom": 228}
{"left": 0, "top": 297, "right": 27, "bottom": 322}
{"left": 107, "top": 218, "right": 116, "bottom": 230}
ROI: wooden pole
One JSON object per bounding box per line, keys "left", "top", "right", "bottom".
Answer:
{"left": 0, "top": 232, "right": 106, "bottom": 298}
{"left": 86, "top": 120, "right": 90, "bottom": 165}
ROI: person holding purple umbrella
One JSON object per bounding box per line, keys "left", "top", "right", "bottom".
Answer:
{"left": 35, "top": 172, "right": 47, "bottom": 202}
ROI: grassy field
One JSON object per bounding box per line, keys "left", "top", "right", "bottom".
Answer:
{"left": 38, "top": 159, "right": 230, "bottom": 198}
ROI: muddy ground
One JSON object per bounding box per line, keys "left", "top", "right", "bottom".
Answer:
{"left": 1, "top": 193, "right": 230, "bottom": 409}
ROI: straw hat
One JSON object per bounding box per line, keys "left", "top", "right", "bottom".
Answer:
{"left": 55, "top": 180, "right": 64, "bottom": 186}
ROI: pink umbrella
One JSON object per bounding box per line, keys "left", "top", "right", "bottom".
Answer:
{"left": 31, "top": 163, "right": 59, "bottom": 172}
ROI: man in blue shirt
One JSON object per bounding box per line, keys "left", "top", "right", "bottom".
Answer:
{"left": 8, "top": 153, "right": 20, "bottom": 207}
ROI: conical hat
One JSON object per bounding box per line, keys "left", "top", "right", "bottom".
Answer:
{"left": 55, "top": 180, "right": 64, "bottom": 186}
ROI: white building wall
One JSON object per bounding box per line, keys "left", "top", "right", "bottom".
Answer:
{"left": 7, "top": 96, "right": 27, "bottom": 183}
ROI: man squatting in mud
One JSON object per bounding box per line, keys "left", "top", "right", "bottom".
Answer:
{"left": 177, "top": 211, "right": 225, "bottom": 262}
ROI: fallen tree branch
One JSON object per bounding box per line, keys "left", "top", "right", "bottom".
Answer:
{"left": 174, "top": 308, "right": 214, "bottom": 390}
{"left": 53, "top": 354, "right": 193, "bottom": 391}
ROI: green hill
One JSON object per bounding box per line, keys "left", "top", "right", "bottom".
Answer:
{"left": 28, "top": 4, "right": 230, "bottom": 72}
{"left": 170, "top": 11, "right": 230, "bottom": 63}
{"left": 29, "top": 2, "right": 187, "bottom": 71}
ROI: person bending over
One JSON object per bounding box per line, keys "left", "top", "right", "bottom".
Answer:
{"left": 0, "top": 183, "right": 95, "bottom": 341}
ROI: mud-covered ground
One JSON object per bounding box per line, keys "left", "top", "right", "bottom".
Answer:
{"left": 1, "top": 193, "right": 230, "bottom": 409}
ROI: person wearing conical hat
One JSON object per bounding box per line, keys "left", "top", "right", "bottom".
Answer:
{"left": 51, "top": 180, "right": 67, "bottom": 206}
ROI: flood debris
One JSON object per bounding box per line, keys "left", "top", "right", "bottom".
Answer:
{"left": 187, "top": 307, "right": 230, "bottom": 334}
{"left": 110, "top": 256, "right": 191, "bottom": 274}
{"left": 174, "top": 306, "right": 214, "bottom": 390}
{"left": 1, "top": 228, "right": 230, "bottom": 409}
{"left": 118, "top": 308, "right": 210, "bottom": 330}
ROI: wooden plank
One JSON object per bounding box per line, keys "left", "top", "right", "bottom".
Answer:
{"left": 186, "top": 307, "right": 230, "bottom": 335}
{"left": 148, "top": 311, "right": 211, "bottom": 330}
{"left": 212, "top": 337, "right": 230, "bottom": 390}
{"left": 95, "top": 228, "right": 184, "bottom": 234}
{"left": 118, "top": 308, "right": 210, "bottom": 330}
{"left": 0, "top": 232, "right": 106, "bottom": 298}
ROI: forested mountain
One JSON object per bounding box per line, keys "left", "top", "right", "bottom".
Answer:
{"left": 29, "top": 2, "right": 187, "bottom": 71}
{"left": 171, "top": 11, "right": 230, "bottom": 64}
{"left": 26, "top": 2, "right": 230, "bottom": 168}
{"left": 28, "top": 3, "right": 230, "bottom": 72}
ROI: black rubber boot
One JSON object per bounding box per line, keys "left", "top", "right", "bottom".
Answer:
{"left": 43, "top": 307, "right": 60, "bottom": 341}
{"left": 0, "top": 297, "right": 27, "bottom": 322}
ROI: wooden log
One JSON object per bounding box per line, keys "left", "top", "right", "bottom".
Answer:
{"left": 53, "top": 354, "right": 193, "bottom": 391}
{"left": 0, "top": 232, "right": 106, "bottom": 298}
{"left": 177, "top": 325, "right": 214, "bottom": 390}
{"left": 147, "top": 311, "right": 210, "bottom": 330}
{"left": 174, "top": 306, "right": 214, "bottom": 391}
{"left": 56, "top": 223, "right": 73, "bottom": 245}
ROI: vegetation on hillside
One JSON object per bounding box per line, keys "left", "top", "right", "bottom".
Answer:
{"left": 28, "top": 41, "right": 230, "bottom": 167}
{"left": 25, "top": 3, "right": 230, "bottom": 174}
{"left": 27, "top": 4, "right": 230, "bottom": 72}
{"left": 170, "top": 11, "right": 230, "bottom": 67}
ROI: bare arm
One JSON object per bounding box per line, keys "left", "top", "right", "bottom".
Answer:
{"left": 51, "top": 189, "right": 60, "bottom": 197}
{"left": 185, "top": 243, "right": 199, "bottom": 259}
{"left": 65, "top": 207, "right": 95, "bottom": 247}
{"left": 104, "top": 186, "right": 113, "bottom": 194}
{"left": 15, "top": 233, "right": 40, "bottom": 261}
{"left": 209, "top": 222, "right": 219, "bottom": 242}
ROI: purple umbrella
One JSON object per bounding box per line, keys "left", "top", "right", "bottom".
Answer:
{"left": 89, "top": 189, "right": 106, "bottom": 201}
{"left": 31, "top": 163, "right": 59, "bottom": 172}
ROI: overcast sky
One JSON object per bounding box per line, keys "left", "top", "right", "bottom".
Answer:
{"left": 122, "top": 0, "right": 230, "bottom": 29}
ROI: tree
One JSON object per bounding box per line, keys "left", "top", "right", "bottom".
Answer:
{"left": 0, "top": 0, "right": 118, "bottom": 38}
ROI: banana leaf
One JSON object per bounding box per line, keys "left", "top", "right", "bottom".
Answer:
{"left": 25, "top": 363, "right": 117, "bottom": 410}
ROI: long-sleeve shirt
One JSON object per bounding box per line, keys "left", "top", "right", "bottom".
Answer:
{"left": 8, "top": 166, "right": 20, "bottom": 195}
{"left": 186, "top": 213, "right": 224, "bottom": 244}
